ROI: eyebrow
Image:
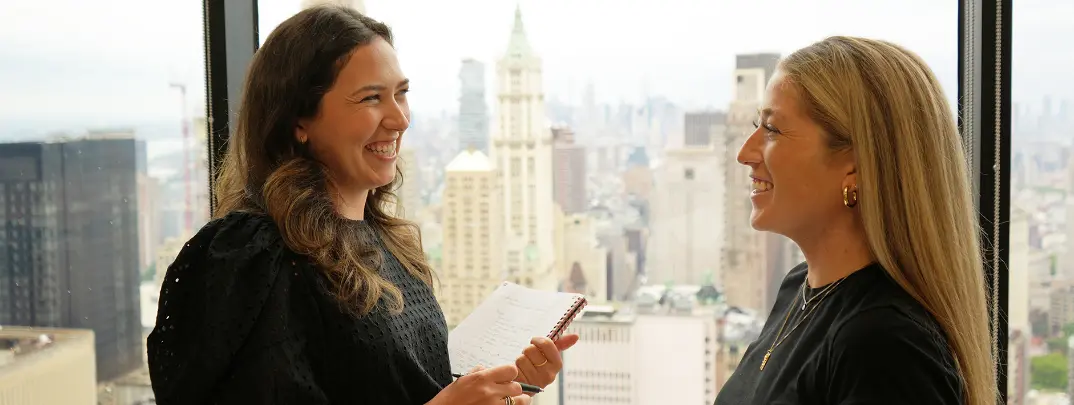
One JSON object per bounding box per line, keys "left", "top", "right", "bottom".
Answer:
{"left": 349, "top": 79, "right": 410, "bottom": 97}
{"left": 757, "top": 107, "right": 776, "bottom": 120}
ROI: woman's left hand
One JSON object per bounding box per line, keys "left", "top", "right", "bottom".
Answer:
{"left": 514, "top": 334, "right": 580, "bottom": 391}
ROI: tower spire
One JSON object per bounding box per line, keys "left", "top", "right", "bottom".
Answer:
{"left": 506, "top": 3, "right": 533, "bottom": 58}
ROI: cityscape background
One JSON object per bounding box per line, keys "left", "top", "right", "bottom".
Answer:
{"left": 0, "top": 0, "right": 1071, "bottom": 404}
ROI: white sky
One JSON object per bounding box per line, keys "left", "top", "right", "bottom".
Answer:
{"left": 0, "top": 0, "right": 1070, "bottom": 130}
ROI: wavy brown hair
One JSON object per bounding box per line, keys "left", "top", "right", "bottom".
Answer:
{"left": 213, "top": 5, "right": 432, "bottom": 316}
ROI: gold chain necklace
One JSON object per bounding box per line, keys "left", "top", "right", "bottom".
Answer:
{"left": 760, "top": 277, "right": 847, "bottom": 371}
{"left": 798, "top": 276, "right": 841, "bottom": 310}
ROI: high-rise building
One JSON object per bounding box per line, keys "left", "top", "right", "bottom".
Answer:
{"left": 0, "top": 137, "right": 143, "bottom": 382}
{"left": 647, "top": 146, "right": 724, "bottom": 286}
{"left": 459, "top": 59, "right": 490, "bottom": 153}
{"left": 622, "top": 147, "right": 653, "bottom": 200}
{"left": 721, "top": 53, "right": 784, "bottom": 313}
{"left": 395, "top": 147, "right": 422, "bottom": 220}
{"left": 490, "top": 6, "right": 556, "bottom": 290}
{"left": 1048, "top": 282, "right": 1074, "bottom": 335}
{"left": 683, "top": 111, "right": 727, "bottom": 147}
{"left": 552, "top": 126, "right": 587, "bottom": 215}
{"left": 553, "top": 208, "right": 608, "bottom": 302}
{"left": 437, "top": 150, "right": 503, "bottom": 327}
{"left": 1010, "top": 207, "right": 1031, "bottom": 334}
{"left": 562, "top": 288, "right": 721, "bottom": 405}
{"left": 1007, "top": 330, "right": 1029, "bottom": 405}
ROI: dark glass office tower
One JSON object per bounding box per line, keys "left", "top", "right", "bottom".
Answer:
{"left": 0, "top": 136, "right": 143, "bottom": 381}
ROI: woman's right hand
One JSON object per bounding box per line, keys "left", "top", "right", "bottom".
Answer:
{"left": 428, "top": 364, "right": 527, "bottom": 405}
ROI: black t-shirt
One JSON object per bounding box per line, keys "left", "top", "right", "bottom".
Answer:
{"left": 714, "top": 262, "right": 964, "bottom": 405}
{"left": 147, "top": 212, "right": 452, "bottom": 405}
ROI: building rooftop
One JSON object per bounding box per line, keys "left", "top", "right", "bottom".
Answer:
{"left": 446, "top": 149, "right": 492, "bottom": 172}
{"left": 0, "top": 326, "right": 93, "bottom": 369}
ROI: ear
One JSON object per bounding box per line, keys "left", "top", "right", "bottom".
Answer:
{"left": 295, "top": 119, "right": 310, "bottom": 144}
{"left": 839, "top": 152, "right": 858, "bottom": 190}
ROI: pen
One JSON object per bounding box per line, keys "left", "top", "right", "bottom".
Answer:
{"left": 451, "top": 373, "right": 543, "bottom": 394}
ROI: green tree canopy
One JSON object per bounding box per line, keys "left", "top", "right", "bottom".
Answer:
{"left": 1031, "top": 353, "right": 1068, "bottom": 392}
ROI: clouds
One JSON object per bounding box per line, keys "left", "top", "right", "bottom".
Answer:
{"left": 0, "top": 0, "right": 1068, "bottom": 137}
{"left": 0, "top": 0, "right": 204, "bottom": 128}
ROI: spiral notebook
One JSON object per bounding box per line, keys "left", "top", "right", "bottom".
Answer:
{"left": 448, "top": 281, "right": 588, "bottom": 374}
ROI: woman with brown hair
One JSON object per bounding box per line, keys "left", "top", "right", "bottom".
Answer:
{"left": 714, "top": 36, "right": 997, "bottom": 405}
{"left": 147, "top": 5, "right": 577, "bottom": 405}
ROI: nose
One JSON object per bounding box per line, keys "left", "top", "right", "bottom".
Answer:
{"left": 736, "top": 125, "right": 765, "bottom": 168}
{"left": 382, "top": 98, "right": 410, "bottom": 133}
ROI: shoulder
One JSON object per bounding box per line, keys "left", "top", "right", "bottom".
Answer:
{"left": 180, "top": 211, "right": 283, "bottom": 261}
{"left": 160, "top": 210, "right": 296, "bottom": 325}
{"left": 821, "top": 306, "right": 962, "bottom": 404}
{"left": 832, "top": 266, "right": 950, "bottom": 350}
{"left": 148, "top": 211, "right": 303, "bottom": 402}
{"left": 831, "top": 305, "right": 949, "bottom": 352}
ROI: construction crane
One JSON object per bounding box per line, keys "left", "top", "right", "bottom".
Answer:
{"left": 169, "top": 82, "right": 194, "bottom": 235}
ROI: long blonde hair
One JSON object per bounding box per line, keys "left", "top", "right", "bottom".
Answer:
{"left": 780, "top": 36, "right": 996, "bottom": 405}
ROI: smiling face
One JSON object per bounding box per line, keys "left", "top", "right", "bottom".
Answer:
{"left": 296, "top": 36, "right": 410, "bottom": 193}
{"left": 736, "top": 70, "right": 857, "bottom": 240}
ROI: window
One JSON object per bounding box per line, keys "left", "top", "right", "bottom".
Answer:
{"left": 1008, "top": 0, "right": 1074, "bottom": 402}
{"left": 0, "top": 0, "right": 1013, "bottom": 402}
{"left": 0, "top": 0, "right": 209, "bottom": 401}
{"left": 259, "top": 2, "right": 954, "bottom": 402}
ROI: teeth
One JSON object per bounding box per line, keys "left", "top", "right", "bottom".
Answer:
{"left": 366, "top": 140, "right": 398, "bottom": 157}
{"left": 751, "top": 179, "right": 772, "bottom": 192}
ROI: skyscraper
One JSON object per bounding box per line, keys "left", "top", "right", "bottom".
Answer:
{"left": 721, "top": 53, "right": 782, "bottom": 313}
{"left": 683, "top": 111, "right": 727, "bottom": 147}
{"left": 458, "top": 59, "right": 490, "bottom": 153}
{"left": 395, "top": 147, "right": 421, "bottom": 219}
{"left": 490, "top": 6, "right": 556, "bottom": 290}
{"left": 438, "top": 150, "right": 503, "bottom": 328}
{"left": 552, "top": 126, "right": 587, "bottom": 215}
{"left": 0, "top": 136, "right": 143, "bottom": 382}
{"left": 647, "top": 146, "right": 724, "bottom": 286}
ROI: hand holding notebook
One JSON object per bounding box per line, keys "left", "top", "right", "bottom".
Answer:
{"left": 448, "top": 282, "right": 587, "bottom": 375}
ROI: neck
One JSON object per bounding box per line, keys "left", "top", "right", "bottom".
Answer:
{"left": 794, "top": 215, "right": 875, "bottom": 288}
{"left": 329, "top": 181, "right": 371, "bottom": 221}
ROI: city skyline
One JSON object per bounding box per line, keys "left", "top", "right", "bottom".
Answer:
{"left": 3, "top": 0, "right": 1072, "bottom": 142}
{"left": 1, "top": 1, "right": 1073, "bottom": 403}
{"left": 0, "top": 0, "right": 976, "bottom": 131}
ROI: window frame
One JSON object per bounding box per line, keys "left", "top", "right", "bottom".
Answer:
{"left": 205, "top": 0, "right": 1014, "bottom": 399}
{"left": 204, "top": 0, "right": 258, "bottom": 215}
{"left": 960, "top": 0, "right": 1011, "bottom": 400}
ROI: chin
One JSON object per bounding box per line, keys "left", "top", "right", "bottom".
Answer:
{"left": 749, "top": 209, "right": 775, "bottom": 232}
{"left": 372, "top": 170, "right": 397, "bottom": 189}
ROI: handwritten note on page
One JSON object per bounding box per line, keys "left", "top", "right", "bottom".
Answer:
{"left": 448, "top": 282, "right": 586, "bottom": 374}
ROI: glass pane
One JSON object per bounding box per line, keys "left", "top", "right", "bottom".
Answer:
{"left": 1010, "top": 0, "right": 1074, "bottom": 403}
{"left": 0, "top": 0, "right": 207, "bottom": 403}
{"left": 257, "top": 0, "right": 956, "bottom": 403}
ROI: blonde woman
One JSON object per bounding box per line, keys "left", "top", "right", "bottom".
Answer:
{"left": 714, "top": 36, "right": 996, "bottom": 405}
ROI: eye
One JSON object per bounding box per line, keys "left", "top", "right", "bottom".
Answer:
{"left": 751, "top": 119, "right": 760, "bottom": 129}
{"left": 360, "top": 94, "right": 380, "bottom": 103}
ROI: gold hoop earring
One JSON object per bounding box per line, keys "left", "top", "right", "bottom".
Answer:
{"left": 843, "top": 186, "right": 858, "bottom": 208}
